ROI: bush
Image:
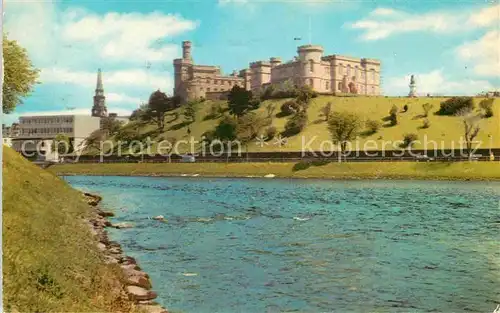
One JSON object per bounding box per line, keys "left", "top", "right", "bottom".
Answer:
{"left": 437, "top": 97, "right": 474, "bottom": 115}
{"left": 260, "top": 81, "right": 318, "bottom": 101}
{"left": 292, "top": 161, "right": 311, "bottom": 172}
{"left": 280, "top": 99, "right": 302, "bottom": 116}
{"left": 403, "top": 133, "right": 419, "bottom": 148}
{"left": 366, "top": 119, "right": 381, "bottom": 134}
{"left": 389, "top": 105, "right": 398, "bottom": 126}
{"left": 479, "top": 98, "right": 494, "bottom": 118}
{"left": 422, "top": 118, "right": 430, "bottom": 129}
{"left": 403, "top": 104, "right": 409, "bottom": 112}
{"left": 265, "top": 126, "right": 277, "bottom": 140}
{"left": 283, "top": 111, "right": 307, "bottom": 137}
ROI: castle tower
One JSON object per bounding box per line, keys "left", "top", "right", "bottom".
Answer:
{"left": 409, "top": 74, "right": 417, "bottom": 97}
{"left": 91, "top": 68, "right": 108, "bottom": 117}
{"left": 297, "top": 45, "right": 324, "bottom": 89}
{"left": 182, "top": 41, "right": 192, "bottom": 61}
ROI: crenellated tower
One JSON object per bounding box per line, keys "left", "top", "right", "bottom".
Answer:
{"left": 91, "top": 68, "right": 108, "bottom": 117}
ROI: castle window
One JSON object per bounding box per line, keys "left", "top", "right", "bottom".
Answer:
{"left": 338, "top": 65, "right": 343, "bottom": 75}
{"left": 325, "top": 81, "right": 329, "bottom": 90}
{"left": 362, "top": 71, "right": 366, "bottom": 80}
{"left": 372, "top": 70, "right": 376, "bottom": 81}
{"left": 347, "top": 65, "right": 351, "bottom": 76}
{"left": 309, "top": 59, "right": 314, "bottom": 73}
{"left": 207, "top": 88, "right": 211, "bottom": 92}
{"left": 308, "top": 78, "right": 313, "bottom": 87}
{"left": 206, "top": 79, "right": 210, "bottom": 84}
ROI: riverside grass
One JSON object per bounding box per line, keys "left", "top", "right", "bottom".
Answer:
{"left": 2, "top": 147, "right": 140, "bottom": 312}
{"left": 49, "top": 160, "right": 500, "bottom": 180}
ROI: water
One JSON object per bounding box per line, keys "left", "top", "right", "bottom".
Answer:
{"left": 65, "top": 176, "right": 500, "bottom": 313}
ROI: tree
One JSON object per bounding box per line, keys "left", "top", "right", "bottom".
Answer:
{"left": 365, "top": 119, "right": 381, "bottom": 134}
{"left": 143, "top": 90, "right": 181, "bottom": 131}
{"left": 266, "top": 103, "right": 276, "bottom": 118}
{"left": 327, "top": 111, "right": 363, "bottom": 155}
{"left": 479, "top": 98, "right": 494, "bottom": 118}
{"left": 320, "top": 102, "right": 333, "bottom": 121}
{"left": 283, "top": 111, "right": 308, "bottom": 137}
{"left": 236, "top": 112, "right": 266, "bottom": 158}
{"left": 130, "top": 104, "right": 148, "bottom": 121}
{"left": 457, "top": 109, "right": 481, "bottom": 160}
{"left": 389, "top": 104, "right": 398, "bottom": 126}
{"left": 422, "top": 103, "right": 433, "bottom": 117}
{"left": 228, "top": 85, "right": 259, "bottom": 118}
{"left": 402, "top": 133, "right": 418, "bottom": 148}
{"left": 51, "top": 133, "right": 71, "bottom": 156}
{"left": 183, "top": 101, "right": 197, "bottom": 123}
{"left": 101, "top": 117, "right": 124, "bottom": 135}
{"left": 82, "top": 129, "right": 108, "bottom": 154}
{"left": 3, "top": 34, "right": 39, "bottom": 113}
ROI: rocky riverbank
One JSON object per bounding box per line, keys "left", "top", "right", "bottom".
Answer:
{"left": 83, "top": 193, "right": 168, "bottom": 313}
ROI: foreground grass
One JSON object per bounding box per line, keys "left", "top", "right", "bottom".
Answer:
{"left": 2, "top": 147, "right": 136, "bottom": 312}
{"left": 49, "top": 161, "right": 500, "bottom": 180}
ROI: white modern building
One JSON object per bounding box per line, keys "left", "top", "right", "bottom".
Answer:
{"left": 11, "top": 115, "right": 101, "bottom": 160}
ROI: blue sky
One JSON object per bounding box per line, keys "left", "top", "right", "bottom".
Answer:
{"left": 3, "top": 0, "right": 499, "bottom": 124}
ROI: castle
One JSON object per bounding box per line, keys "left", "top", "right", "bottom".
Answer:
{"left": 173, "top": 41, "right": 381, "bottom": 102}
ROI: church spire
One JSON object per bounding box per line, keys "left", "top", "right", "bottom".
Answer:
{"left": 91, "top": 68, "right": 108, "bottom": 117}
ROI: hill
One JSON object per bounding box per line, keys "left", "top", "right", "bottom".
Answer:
{"left": 118, "top": 96, "right": 499, "bottom": 155}
{"left": 2, "top": 147, "right": 136, "bottom": 312}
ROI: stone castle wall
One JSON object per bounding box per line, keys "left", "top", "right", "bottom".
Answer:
{"left": 174, "top": 41, "right": 381, "bottom": 102}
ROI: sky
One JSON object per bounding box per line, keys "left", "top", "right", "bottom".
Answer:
{"left": 3, "top": 0, "right": 499, "bottom": 125}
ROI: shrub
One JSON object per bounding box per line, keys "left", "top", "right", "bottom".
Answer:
{"left": 292, "top": 161, "right": 311, "bottom": 172}
{"left": 366, "top": 119, "right": 381, "bottom": 134}
{"left": 422, "top": 118, "right": 430, "bottom": 129}
{"left": 265, "top": 126, "right": 277, "bottom": 140}
{"left": 403, "top": 133, "right": 419, "bottom": 148}
{"left": 283, "top": 111, "right": 307, "bottom": 137}
{"left": 479, "top": 98, "right": 494, "bottom": 118}
{"left": 437, "top": 97, "right": 474, "bottom": 115}
{"left": 280, "top": 99, "right": 302, "bottom": 116}
{"left": 389, "top": 105, "right": 398, "bottom": 126}
{"left": 403, "top": 104, "right": 409, "bottom": 112}
{"left": 422, "top": 103, "right": 434, "bottom": 117}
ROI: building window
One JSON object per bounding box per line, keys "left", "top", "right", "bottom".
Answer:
{"left": 347, "top": 65, "right": 351, "bottom": 76}
{"left": 371, "top": 70, "right": 376, "bottom": 81}
{"left": 325, "top": 81, "right": 329, "bottom": 90}
{"left": 362, "top": 71, "right": 366, "bottom": 80}
{"left": 309, "top": 59, "right": 314, "bottom": 73}
{"left": 338, "top": 65, "right": 343, "bottom": 75}
{"left": 206, "top": 79, "right": 210, "bottom": 84}
{"left": 309, "top": 79, "right": 313, "bottom": 87}
{"left": 207, "top": 88, "right": 211, "bottom": 92}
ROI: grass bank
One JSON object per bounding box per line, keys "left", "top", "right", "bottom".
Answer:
{"left": 2, "top": 147, "right": 137, "bottom": 312}
{"left": 48, "top": 161, "right": 500, "bottom": 181}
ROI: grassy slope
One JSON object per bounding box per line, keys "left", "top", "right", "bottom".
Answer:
{"left": 2, "top": 147, "right": 134, "bottom": 312}
{"left": 125, "top": 96, "right": 500, "bottom": 153}
{"left": 48, "top": 161, "right": 500, "bottom": 180}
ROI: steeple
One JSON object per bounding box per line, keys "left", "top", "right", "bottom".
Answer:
{"left": 91, "top": 68, "right": 108, "bottom": 117}
{"left": 96, "top": 68, "right": 104, "bottom": 93}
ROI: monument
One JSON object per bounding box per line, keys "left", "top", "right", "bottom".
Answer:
{"left": 409, "top": 74, "right": 417, "bottom": 97}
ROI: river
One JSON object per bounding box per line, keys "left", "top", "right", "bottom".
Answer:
{"left": 65, "top": 176, "right": 500, "bottom": 313}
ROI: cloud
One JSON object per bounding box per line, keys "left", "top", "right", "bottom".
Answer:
{"left": 107, "top": 93, "right": 143, "bottom": 104}
{"left": 39, "top": 68, "right": 173, "bottom": 91}
{"left": 350, "top": 8, "right": 464, "bottom": 40}
{"left": 4, "top": 1, "right": 198, "bottom": 66}
{"left": 456, "top": 30, "right": 500, "bottom": 77}
{"left": 385, "top": 70, "right": 494, "bottom": 96}
{"left": 468, "top": 4, "right": 500, "bottom": 27}
{"left": 62, "top": 11, "right": 197, "bottom": 62}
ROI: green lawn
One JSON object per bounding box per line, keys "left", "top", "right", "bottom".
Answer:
{"left": 122, "top": 96, "right": 500, "bottom": 154}
{"left": 49, "top": 160, "right": 500, "bottom": 180}
{"left": 2, "top": 147, "right": 137, "bottom": 312}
